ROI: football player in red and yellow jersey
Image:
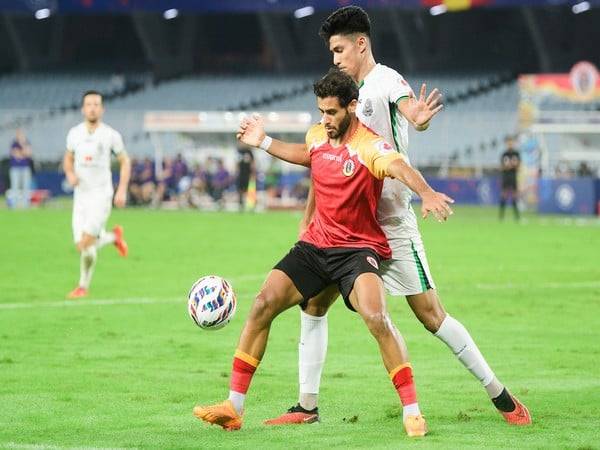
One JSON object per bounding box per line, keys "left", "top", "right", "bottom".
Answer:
{"left": 193, "top": 68, "right": 453, "bottom": 437}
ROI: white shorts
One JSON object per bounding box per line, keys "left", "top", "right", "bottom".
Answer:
{"left": 379, "top": 207, "right": 436, "bottom": 297}
{"left": 72, "top": 189, "right": 112, "bottom": 243}
{"left": 381, "top": 236, "right": 436, "bottom": 296}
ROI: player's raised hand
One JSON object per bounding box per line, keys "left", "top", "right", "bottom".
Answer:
{"left": 405, "top": 83, "right": 443, "bottom": 128}
{"left": 420, "top": 190, "right": 454, "bottom": 222}
{"left": 237, "top": 114, "right": 266, "bottom": 147}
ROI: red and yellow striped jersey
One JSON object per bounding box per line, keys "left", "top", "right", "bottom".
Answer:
{"left": 301, "top": 121, "right": 404, "bottom": 259}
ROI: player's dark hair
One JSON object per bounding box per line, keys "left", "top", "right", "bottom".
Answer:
{"left": 313, "top": 68, "right": 359, "bottom": 108}
{"left": 319, "top": 6, "right": 371, "bottom": 43}
{"left": 82, "top": 90, "right": 103, "bottom": 105}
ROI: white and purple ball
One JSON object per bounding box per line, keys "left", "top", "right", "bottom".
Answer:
{"left": 187, "top": 275, "right": 237, "bottom": 330}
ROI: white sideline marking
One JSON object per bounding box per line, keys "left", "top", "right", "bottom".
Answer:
{"left": 0, "top": 297, "right": 181, "bottom": 310}
{"left": 0, "top": 278, "right": 597, "bottom": 311}
{"left": 1, "top": 444, "right": 132, "bottom": 450}
{"left": 0, "top": 274, "right": 266, "bottom": 310}
{"left": 475, "top": 280, "right": 600, "bottom": 290}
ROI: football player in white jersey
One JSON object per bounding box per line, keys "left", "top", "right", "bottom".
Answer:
{"left": 63, "top": 90, "right": 131, "bottom": 299}
{"left": 258, "top": 6, "right": 530, "bottom": 427}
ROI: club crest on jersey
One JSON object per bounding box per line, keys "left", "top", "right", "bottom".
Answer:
{"left": 342, "top": 159, "right": 356, "bottom": 177}
{"left": 362, "top": 98, "right": 373, "bottom": 117}
{"left": 366, "top": 256, "right": 379, "bottom": 269}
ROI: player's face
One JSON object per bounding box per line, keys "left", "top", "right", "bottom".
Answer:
{"left": 317, "top": 96, "right": 357, "bottom": 139}
{"left": 81, "top": 94, "right": 104, "bottom": 123}
{"left": 329, "top": 34, "right": 366, "bottom": 81}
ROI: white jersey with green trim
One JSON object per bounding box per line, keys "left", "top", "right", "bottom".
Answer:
{"left": 356, "top": 63, "right": 419, "bottom": 242}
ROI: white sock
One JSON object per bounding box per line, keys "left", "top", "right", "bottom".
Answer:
{"left": 435, "top": 315, "right": 498, "bottom": 391}
{"left": 298, "top": 310, "right": 328, "bottom": 410}
{"left": 79, "top": 246, "right": 97, "bottom": 289}
{"left": 484, "top": 377, "right": 505, "bottom": 399}
{"left": 403, "top": 402, "right": 421, "bottom": 420}
{"left": 228, "top": 390, "right": 245, "bottom": 415}
{"left": 96, "top": 230, "right": 116, "bottom": 249}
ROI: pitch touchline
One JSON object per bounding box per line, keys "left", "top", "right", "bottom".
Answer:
{"left": 474, "top": 280, "right": 600, "bottom": 290}
{"left": 0, "top": 279, "right": 597, "bottom": 310}
{"left": 1, "top": 443, "right": 132, "bottom": 450}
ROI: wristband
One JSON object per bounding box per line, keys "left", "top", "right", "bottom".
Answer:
{"left": 259, "top": 135, "right": 273, "bottom": 151}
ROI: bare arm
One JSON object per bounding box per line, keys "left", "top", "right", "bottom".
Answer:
{"left": 386, "top": 157, "right": 454, "bottom": 221}
{"left": 237, "top": 114, "right": 310, "bottom": 167}
{"left": 299, "top": 181, "right": 315, "bottom": 237}
{"left": 114, "top": 152, "right": 131, "bottom": 208}
{"left": 63, "top": 151, "right": 78, "bottom": 186}
{"left": 265, "top": 140, "right": 310, "bottom": 167}
{"left": 397, "top": 83, "right": 443, "bottom": 132}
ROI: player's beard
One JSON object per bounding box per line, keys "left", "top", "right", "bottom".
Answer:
{"left": 330, "top": 110, "right": 351, "bottom": 139}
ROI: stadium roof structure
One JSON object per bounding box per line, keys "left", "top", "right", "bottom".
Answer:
{"left": 2, "top": 0, "right": 599, "bottom": 13}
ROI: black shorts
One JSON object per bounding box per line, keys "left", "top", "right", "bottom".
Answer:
{"left": 501, "top": 175, "right": 517, "bottom": 190}
{"left": 274, "top": 241, "right": 382, "bottom": 312}
{"left": 237, "top": 170, "right": 250, "bottom": 191}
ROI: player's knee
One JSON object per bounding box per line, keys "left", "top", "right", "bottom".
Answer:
{"left": 303, "top": 301, "right": 329, "bottom": 317}
{"left": 422, "top": 311, "right": 445, "bottom": 333}
{"left": 363, "top": 311, "right": 393, "bottom": 339}
{"left": 417, "top": 304, "right": 446, "bottom": 333}
{"left": 249, "top": 289, "right": 280, "bottom": 324}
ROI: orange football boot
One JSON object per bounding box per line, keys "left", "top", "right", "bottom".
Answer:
{"left": 113, "top": 225, "right": 128, "bottom": 257}
{"left": 500, "top": 395, "right": 532, "bottom": 425}
{"left": 264, "top": 404, "right": 320, "bottom": 425}
{"left": 67, "top": 286, "right": 88, "bottom": 299}
{"left": 193, "top": 400, "right": 243, "bottom": 431}
{"left": 403, "top": 414, "right": 428, "bottom": 437}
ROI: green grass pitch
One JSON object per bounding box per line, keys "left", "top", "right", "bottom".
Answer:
{"left": 1, "top": 204, "right": 599, "bottom": 449}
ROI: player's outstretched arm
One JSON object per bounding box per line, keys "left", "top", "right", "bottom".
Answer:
{"left": 63, "top": 150, "right": 78, "bottom": 187}
{"left": 114, "top": 152, "right": 131, "bottom": 208}
{"left": 398, "top": 83, "right": 443, "bottom": 132}
{"left": 237, "top": 115, "right": 310, "bottom": 167}
{"left": 386, "top": 158, "right": 454, "bottom": 221}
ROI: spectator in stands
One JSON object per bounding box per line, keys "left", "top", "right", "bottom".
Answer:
{"left": 173, "top": 153, "right": 189, "bottom": 193}
{"left": 8, "top": 128, "right": 33, "bottom": 209}
{"left": 183, "top": 163, "right": 211, "bottom": 209}
{"left": 264, "top": 159, "right": 282, "bottom": 202}
{"left": 236, "top": 144, "right": 255, "bottom": 211}
{"left": 130, "top": 157, "right": 156, "bottom": 205}
{"left": 210, "top": 158, "right": 231, "bottom": 208}
{"left": 155, "top": 157, "right": 176, "bottom": 205}
{"left": 555, "top": 161, "right": 574, "bottom": 179}
{"left": 577, "top": 161, "right": 594, "bottom": 178}
{"left": 290, "top": 170, "right": 310, "bottom": 202}
{"left": 499, "top": 135, "right": 520, "bottom": 221}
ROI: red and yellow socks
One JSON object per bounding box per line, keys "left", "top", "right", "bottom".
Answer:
{"left": 390, "top": 363, "right": 421, "bottom": 419}
{"left": 228, "top": 349, "right": 260, "bottom": 414}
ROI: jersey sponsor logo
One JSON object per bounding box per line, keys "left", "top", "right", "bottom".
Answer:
{"left": 376, "top": 140, "right": 395, "bottom": 155}
{"left": 342, "top": 159, "right": 356, "bottom": 177}
{"left": 366, "top": 256, "right": 379, "bottom": 269}
{"left": 322, "top": 153, "right": 342, "bottom": 162}
{"left": 362, "top": 98, "right": 374, "bottom": 117}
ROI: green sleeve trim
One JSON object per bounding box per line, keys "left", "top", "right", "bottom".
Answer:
{"left": 395, "top": 95, "right": 409, "bottom": 104}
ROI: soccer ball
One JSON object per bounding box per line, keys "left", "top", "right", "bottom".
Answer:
{"left": 187, "top": 275, "right": 237, "bottom": 330}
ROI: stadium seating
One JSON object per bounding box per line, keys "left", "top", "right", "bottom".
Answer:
{"left": 0, "top": 71, "right": 549, "bottom": 165}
